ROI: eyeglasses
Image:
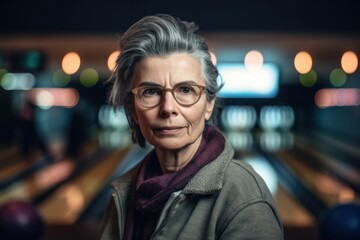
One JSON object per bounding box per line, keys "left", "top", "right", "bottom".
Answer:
{"left": 131, "top": 83, "right": 206, "bottom": 108}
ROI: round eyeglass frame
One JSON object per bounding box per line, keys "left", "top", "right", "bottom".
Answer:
{"left": 131, "top": 83, "right": 206, "bottom": 108}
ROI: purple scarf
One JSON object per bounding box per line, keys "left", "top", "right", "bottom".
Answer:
{"left": 124, "top": 125, "right": 225, "bottom": 240}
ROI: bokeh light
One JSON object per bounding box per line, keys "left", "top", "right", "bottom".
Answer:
{"left": 244, "top": 156, "right": 279, "bottom": 195}
{"left": 294, "top": 51, "right": 312, "bottom": 74}
{"left": 341, "top": 51, "right": 358, "bottom": 74}
{"left": 210, "top": 51, "right": 217, "bottom": 65}
{"left": 62, "top": 52, "right": 81, "bottom": 75}
{"left": 63, "top": 185, "right": 85, "bottom": 215}
{"left": 330, "top": 68, "right": 347, "bottom": 87}
{"left": 221, "top": 105, "right": 257, "bottom": 131}
{"left": 53, "top": 69, "right": 71, "bottom": 87}
{"left": 225, "top": 131, "right": 253, "bottom": 151}
{"left": 36, "top": 89, "right": 54, "bottom": 109}
{"left": 260, "top": 130, "right": 294, "bottom": 151}
{"left": 0, "top": 68, "right": 8, "bottom": 81}
{"left": 259, "top": 105, "right": 295, "bottom": 130}
{"left": 244, "top": 50, "right": 263, "bottom": 70}
{"left": 315, "top": 88, "right": 360, "bottom": 108}
{"left": 299, "top": 69, "right": 317, "bottom": 87}
{"left": 80, "top": 68, "right": 99, "bottom": 87}
{"left": 1, "top": 73, "right": 35, "bottom": 90}
{"left": 28, "top": 88, "right": 80, "bottom": 109}
{"left": 23, "top": 51, "right": 43, "bottom": 70}
{"left": 98, "top": 105, "right": 129, "bottom": 130}
{"left": 107, "top": 50, "right": 119, "bottom": 72}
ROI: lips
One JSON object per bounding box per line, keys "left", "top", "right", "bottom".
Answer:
{"left": 153, "top": 126, "right": 183, "bottom": 135}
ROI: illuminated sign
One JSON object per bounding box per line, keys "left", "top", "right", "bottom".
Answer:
{"left": 217, "top": 63, "right": 279, "bottom": 98}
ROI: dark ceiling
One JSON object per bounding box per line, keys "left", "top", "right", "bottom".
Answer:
{"left": 1, "top": 0, "right": 360, "bottom": 35}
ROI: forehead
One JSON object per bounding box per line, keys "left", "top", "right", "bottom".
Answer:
{"left": 134, "top": 53, "right": 204, "bottom": 85}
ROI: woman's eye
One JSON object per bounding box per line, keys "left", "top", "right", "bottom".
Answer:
{"left": 177, "top": 85, "right": 194, "bottom": 94}
{"left": 142, "top": 88, "right": 161, "bottom": 96}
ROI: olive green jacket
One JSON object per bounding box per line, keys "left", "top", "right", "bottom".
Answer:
{"left": 98, "top": 141, "right": 283, "bottom": 240}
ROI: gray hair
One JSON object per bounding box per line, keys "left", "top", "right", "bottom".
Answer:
{"left": 108, "top": 14, "right": 223, "bottom": 147}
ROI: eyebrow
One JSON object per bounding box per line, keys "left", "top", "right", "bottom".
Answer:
{"left": 136, "top": 80, "right": 200, "bottom": 88}
{"left": 136, "top": 81, "right": 161, "bottom": 87}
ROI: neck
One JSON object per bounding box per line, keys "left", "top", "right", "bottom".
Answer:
{"left": 155, "top": 136, "right": 202, "bottom": 174}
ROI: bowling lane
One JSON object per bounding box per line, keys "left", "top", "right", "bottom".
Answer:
{"left": 220, "top": 105, "right": 319, "bottom": 228}
{"left": 231, "top": 149, "right": 317, "bottom": 227}
{"left": 0, "top": 139, "right": 100, "bottom": 186}
{"left": 33, "top": 105, "right": 137, "bottom": 224}
{"left": 38, "top": 145, "right": 131, "bottom": 224}
{"left": 219, "top": 103, "right": 360, "bottom": 240}
{"left": 289, "top": 131, "right": 359, "bottom": 195}
{"left": 78, "top": 144, "right": 152, "bottom": 222}
{"left": 0, "top": 145, "right": 20, "bottom": 162}
{"left": 257, "top": 130, "right": 360, "bottom": 218}
{"left": 0, "top": 139, "right": 107, "bottom": 206}
{"left": 275, "top": 185, "right": 316, "bottom": 227}
{"left": 0, "top": 149, "right": 42, "bottom": 183}
{"left": 272, "top": 147, "right": 359, "bottom": 206}
{"left": 302, "top": 130, "right": 360, "bottom": 159}
{"left": 294, "top": 130, "right": 360, "bottom": 191}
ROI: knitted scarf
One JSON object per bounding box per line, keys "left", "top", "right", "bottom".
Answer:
{"left": 124, "top": 125, "right": 225, "bottom": 240}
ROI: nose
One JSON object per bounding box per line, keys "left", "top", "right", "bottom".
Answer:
{"left": 159, "top": 91, "right": 178, "bottom": 117}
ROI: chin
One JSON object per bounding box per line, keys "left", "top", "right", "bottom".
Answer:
{"left": 153, "top": 136, "right": 201, "bottom": 151}
{"left": 154, "top": 141, "right": 186, "bottom": 150}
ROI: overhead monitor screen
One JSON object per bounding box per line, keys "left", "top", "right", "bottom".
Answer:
{"left": 217, "top": 63, "right": 279, "bottom": 98}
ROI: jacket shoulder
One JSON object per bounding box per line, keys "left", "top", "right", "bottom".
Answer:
{"left": 222, "top": 159, "right": 275, "bottom": 204}
{"left": 217, "top": 160, "right": 283, "bottom": 236}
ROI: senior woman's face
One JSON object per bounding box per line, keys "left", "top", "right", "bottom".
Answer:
{"left": 131, "top": 53, "right": 214, "bottom": 150}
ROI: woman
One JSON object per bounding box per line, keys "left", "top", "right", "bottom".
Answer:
{"left": 99, "top": 14, "right": 283, "bottom": 240}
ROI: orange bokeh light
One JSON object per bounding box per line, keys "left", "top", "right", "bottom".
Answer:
{"left": 210, "top": 51, "right": 217, "bottom": 65}
{"left": 107, "top": 50, "right": 120, "bottom": 72}
{"left": 62, "top": 52, "right": 81, "bottom": 75}
{"left": 294, "top": 51, "right": 312, "bottom": 74}
{"left": 341, "top": 51, "right": 358, "bottom": 74}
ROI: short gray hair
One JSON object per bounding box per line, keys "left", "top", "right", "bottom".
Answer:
{"left": 108, "top": 14, "right": 223, "bottom": 147}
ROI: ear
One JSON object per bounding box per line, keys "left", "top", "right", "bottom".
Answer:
{"left": 205, "top": 99, "right": 215, "bottom": 121}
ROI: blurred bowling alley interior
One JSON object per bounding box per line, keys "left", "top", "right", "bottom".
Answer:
{"left": 1, "top": 1, "right": 360, "bottom": 239}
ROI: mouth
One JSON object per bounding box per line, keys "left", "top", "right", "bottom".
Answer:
{"left": 153, "top": 126, "right": 184, "bottom": 135}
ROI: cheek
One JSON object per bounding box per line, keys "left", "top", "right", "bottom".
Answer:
{"left": 136, "top": 112, "right": 150, "bottom": 126}
{"left": 184, "top": 106, "right": 208, "bottom": 126}
{"left": 135, "top": 109, "right": 156, "bottom": 129}
{"left": 136, "top": 114, "right": 152, "bottom": 138}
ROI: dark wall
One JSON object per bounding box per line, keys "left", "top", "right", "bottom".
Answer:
{"left": 1, "top": 0, "right": 359, "bottom": 34}
{"left": 313, "top": 80, "right": 360, "bottom": 142}
{"left": 314, "top": 106, "right": 360, "bottom": 142}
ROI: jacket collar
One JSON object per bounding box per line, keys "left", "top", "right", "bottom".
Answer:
{"left": 182, "top": 139, "right": 234, "bottom": 194}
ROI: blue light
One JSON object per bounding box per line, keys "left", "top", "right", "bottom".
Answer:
{"left": 217, "top": 63, "right": 279, "bottom": 98}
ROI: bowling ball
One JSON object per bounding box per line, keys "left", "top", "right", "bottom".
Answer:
{"left": 319, "top": 202, "right": 360, "bottom": 240}
{"left": 0, "top": 200, "right": 45, "bottom": 240}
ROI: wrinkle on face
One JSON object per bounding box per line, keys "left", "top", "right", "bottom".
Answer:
{"left": 132, "top": 53, "right": 214, "bottom": 172}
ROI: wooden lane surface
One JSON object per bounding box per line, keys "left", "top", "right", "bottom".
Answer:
{"left": 39, "top": 146, "right": 131, "bottom": 224}
{"left": 0, "top": 140, "right": 102, "bottom": 205}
